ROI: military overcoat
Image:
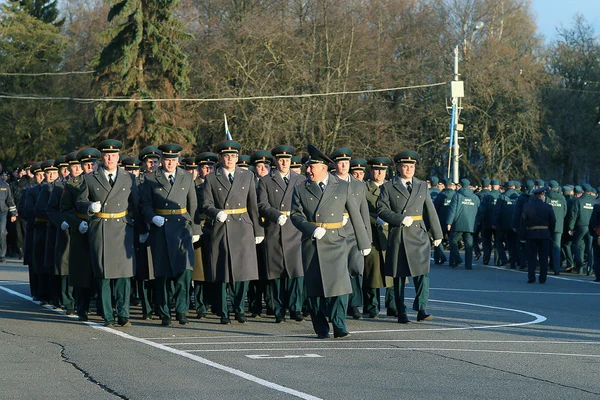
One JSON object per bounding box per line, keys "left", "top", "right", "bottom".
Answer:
{"left": 364, "top": 180, "right": 393, "bottom": 289}
{"left": 290, "top": 174, "right": 370, "bottom": 298}
{"left": 191, "top": 178, "right": 212, "bottom": 282}
{"left": 202, "top": 167, "right": 263, "bottom": 283}
{"left": 377, "top": 177, "right": 443, "bottom": 278}
{"left": 257, "top": 170, "right": 304, "bottom": 280}
{"left": 140, "top": 167, "right": 199, "bottom": 278}
{"left": 76, "top": 168, "right": 139, "bottom": 280}
{"left": 47, "top": 179, "right": 70, "bottom": 275}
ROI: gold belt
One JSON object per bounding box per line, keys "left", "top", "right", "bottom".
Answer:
{"left": 408, "top": 215, "right": 423, "bottom": 221}
{"left": 35, "top": 217, "right": 48, "bottom": 223}
{"left": 527, "top": 225, "right": 548, "bottom": 230}
{"left": 154, "top": 207, "right": 187, "bottom": 216}
{"left": 343, "top": 212, "right": 349, "bottom": 217}
{"left": 95, "top": 211, "right": 127, "bottom": 219}
{"left": 224, "top": 207, "right": 247, "bottom": 215}
{"left": 312, "top": 221, "right": 344, "bottom": 229}
{"left": 75, "top": 213, "right": 89, "bottom": 221}
{"left": 280, "top": 211, "right": 291, "bottom": 216}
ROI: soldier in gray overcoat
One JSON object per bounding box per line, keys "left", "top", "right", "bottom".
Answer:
{"left": 291, "top": 145, "right": 371, "bottom": 339}
{"left": 202, "top": 140, "right": 264, "bottom": 325}
{"left": 377, "top": 151, "right": 443, "bottom": 323}
{"left": 139, "top": 143, "right": 200, "bottom": 326}
{"left": 76, "top": 140, "right": 141, "bottom": 328}
{"left": 257, "top": 145, "right": 305, "bottom": 323}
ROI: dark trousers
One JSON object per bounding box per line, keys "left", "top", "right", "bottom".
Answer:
{"left": 473, "top": 230, "right": 482, "bottom": 256}
{"left": 0, "top": 212, "right": 6, "bottom": 258}
{"left": 433, "top": 242, "right": 447, "bottom": 263}
{"left": 561, "top": 233, "right": 574, "bottom": 268}
{"left": 37, "top": 272, "right": 52, "bottom": 303}
{"left": 74, "top": 286, "right": 93, "bottom": 318}
{"left": 527, "top": 238, "right": 549, "bottom": 282}
{"left": 496, "top": 230, "right": 516, "bottom": 267}
{"left": 156, "top": 270, "right": 190, "bottom": 320}
{"left": 516, "top": 239, "right": 527, "bottom": 268}
{"left": 450, "top": 231, "right": 473, "bottom": 268}
{"left": 247, "top": 280, "right": 267, "bottom": 315}
{"left": 217, "top": 281, "right": 249, "bottom": 318}
{"left": 592, "top": 236, "right": 600, "bottom": 279}
{"left": 308, "top": 295, "right": 348, "bottom": 336}
{"left": 481, "top": 229, "right": 498, "bottom": 264}
{"left": 363, "top": 285, "right": 396, "bottom": 314}
{"left": 55, "top": 275, "right": 74, "bottom": 312}
{"left": 193, "top": 280, "right": 209, "bottom": 314}
{"left": 137, "top": 279, "right": 155, "bottom": 317}
{"left": 267, "top": 276, "right": 304, "bottom": 317}
{"left": 394, "top": 274, "right": 429, "bottom": 315}
{"left": 347, "top": 275, "right": 363, "bottom": 309}
{"left": 15, "top": 217, "right": 25, "bottom": 257}
{"left": 549, "top": 232, "right": 562, "bottom": 274}
{"left": 572, "top": 226, "right": 593, "bottom": 273}
{"left": 97, "top": 277, "right": 130, "bottom": 322}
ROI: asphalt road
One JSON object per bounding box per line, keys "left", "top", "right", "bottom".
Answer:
{"left": 1, "top": 256, "right": 599, "bottom": 400}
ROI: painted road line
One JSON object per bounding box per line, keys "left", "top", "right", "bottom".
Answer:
{"left": 246, "top": 354, "right": 323, "bottom": 359}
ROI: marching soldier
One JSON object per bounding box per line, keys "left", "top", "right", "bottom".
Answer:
{"left": 257, "top": 145, "right": 305, "bottom": 323}
{"left": 0, "top": 168, "right": 17, "bottom": 263}
{"left": 476, "top": 179, "right": 501, "bottom": 265}
{"left": 291, "top": 145, "right": 370, "bottom": 338}
{"left": 562, "top": 186, "right": 576, "bottom": 271}
{"left": 363, "top": 157, "right": 395, "bottom": 317}
{"left": 493, "top": 181, "right": 519, "bottom": 268}
{"left": 46, "top": 156, "right": 74, "bottom": 313}
{"left": 545, "top": 181, "right": 567, "bottom": 275}
{"left": 202, "top": 140, "right": 264, "bottom": 324}
{"left": 350, "top": 159, "right": 367, "bottom": 182}
{"left": 429, "top": 176, "right": 441, "bottom": 202}
{"left": 140, "top": 144, "right": 200, "bottom": 325}
{"left": 520, "top": 187, "right": 556, "bottom": 283}
{"left": 330, "top": 148, "right": 372, "bottom": 320}
{"left": 21, "top": 162, "right": 44, "bottom": 300}
{"left": 446, "top": 179, "right": 480, "bottom": 269}
{"left": 290, "top": 156, "right": 303, "bottom": 175}
{"left": 191, "top": 152, "right": 218, "bottom": 319}
{"left": 568, "top": 184, "right": 595, "bottom": 275}
{"left": 76, "top": 140, "right": 141, "bottom": 327}
{"left": 433, "top": 178, "right": 454, "bottom": 264}
{"left": 377, "top": 151, "right": 443, "bottom": 323}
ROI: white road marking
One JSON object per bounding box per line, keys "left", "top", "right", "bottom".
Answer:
{"left": 165, "top": 339, "right": 600, "bottom": 346}
{"left": 246, "top": 354, "right": 322, "bottom": 359}
{"left": 187, "top": 347, "right": 600, "bottom": 358}
{"left": 481, "top": 264, "right": 599, "bottom": 284}
{"left": 426, "top": 288, "right": 600, "bottom": 295}
{"left": 0, "top": 285, "right": 322, "bottom": 400}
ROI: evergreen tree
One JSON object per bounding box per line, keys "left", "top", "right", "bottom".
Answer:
{"left": 11, "top": 0, "right": 64, "bottom": 25}
{"left": 93, "top": 0, "right": 192, "bottom": 153}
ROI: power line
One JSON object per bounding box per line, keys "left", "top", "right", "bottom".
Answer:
{"left": 0, "top": 81, "right": 448, "bottom": 103}
{"left": 0, "top": 70, "right": 96, "bottom": 76}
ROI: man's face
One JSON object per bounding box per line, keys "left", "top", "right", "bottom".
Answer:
{"left": 45, "top": 170, "right": 58, "bottom": 183}
{"left": 255, "top": 162, "right": 270, "bottom": 178}
{"left": 398, "top": 163, "right": 415, "bottom": 180}
{"left": 371, "top": 169, "right": 386, "bottom": 183}
{"left": 82, "top": 162, "right": 95, "bottom": 174}
{"left": 185, "top": 168, "right": 198, "bottom": 180}
{"left": 162, "top": 157, "right": 178, "bottom": 173}
{"left": 102, "top": 152, "right": 119, "bottom": 171}
{"left": 145, "top": 157, "right": 159, "bottom": 173}
{"left": 69, "top": 164, "right": 82, "bottom": 177}
{"left": 129, "top": 169, "right": 140, "bottom": 177}
{"left": 59, "top": 167, "right": 70, "bottom": 179}
{"left": 351, "top": 170, "right": 365, "bottom": 181}
{"left": 306, "top": 163, "right": 327, "bottom": 182}
{"left": 12, "top": 170, "right": 19, "bottom": 179}
{"left": 221, "top": 153, "right": 238, "bottom": 171}
{"left": 277, "top": 157, "right": 290, "bottom": 175}
{"left": 335, "top": 160, "right": 349, "bottom": 176}
{"left": 34, "top": 172, "right": 44, "bottom": 184}
{"left": 199, "top": 164, "right": 213, "bottom": 179}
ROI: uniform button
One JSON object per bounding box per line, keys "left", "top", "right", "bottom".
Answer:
{"left": 331, "top": 213, "right": 334, "bottom": 216}
{"left": 165, "top": 218, "right": 168, "bottom": 222}
{"left": 316, "top": 213, "right": 320, "bottom": 217}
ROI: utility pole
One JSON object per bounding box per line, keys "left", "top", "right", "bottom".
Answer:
{"left": 449, "top": 45, "right": 464, "bottom": 184}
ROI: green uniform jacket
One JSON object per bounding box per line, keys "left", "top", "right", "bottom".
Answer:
{"left": 18, "top": 184, "right": 35, "bottom": 266}
{"left": 60, "top": 175, "right": 93, "bottom": 288}
{"left": 257, "top": 170, "right": 304, "bottom": 280}
{"left": 364, "top": 180, "right": 392, "bottom": 289}
{"left": 202, "top": 167, "right": 263, "bottom": 283}
{"left": 446, "top": 188, "right": 480, "bottom": 233}
{"left": 25, "top": 184, "right": 44, "bottom": 273}
{"left": 476, "top": 189, "right": 500, "bottom": 230}
{"left": 377, "top": 177, "right": 443, "bottom": 278}
{"left": 47, "top": 179, "right": 69, "bottom": 276}
{"left": 140, "top": 167, "right": 199, "bottom": 278}
{"left": 493, "top": 189, "right": 519, "bottom": 231}
{"left": 76, "top": 168, "right": 140, "bottom": 280}
{"left": 192, "top": 178, "right": 210, "bottom": 282}
{"left": 545, "top": 190, "right": 567, "bottom": 233}
{"left": 133, "top": 175, "right": 154, "bottom": 281}
{"left": 34, "top": 182, "right": 53, "bottom": 274}
{"left": 568, "top": 193, "right": 595, "bottom": 230}
{"left": 291, "top": 174, "right": 370, "bottom": 297}
{"left": 434, "top": 188, "right": 455, "bottom": 228}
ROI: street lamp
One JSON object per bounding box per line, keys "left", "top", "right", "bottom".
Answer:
{"left": 448, "top": 21, "right": 484, "bottom": 183}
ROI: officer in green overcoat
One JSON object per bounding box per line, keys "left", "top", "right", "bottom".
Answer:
{"left": 291, "top": 145, "right": 371, "bottom": 339}
{"left": 446, "top": 178, "right": 480, "bottom": 269}
{"left": 493, "top": 181, "right": 519, "bottom": 268}
{"left": 363, "top": 157, "right": 395, "bottom": 318}
{"left": 140, "top": 143, "right": 200, "bottom": 325}
{"left": 545, "top": 181, "right": 567, "bottom": 275}
{"left": 377, "top": 151, "right": 443, "bottom": 323}
{"left": 76, "top": 140, "right": 142, "bottom": 327}
{"left": 567, "top": 184, "right": 595, "bottom": 275}
{"left": 476, "top": 179, "right": 501, "bottom": 265}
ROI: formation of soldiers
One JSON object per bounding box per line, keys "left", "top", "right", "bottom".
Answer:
{"left": 430, "top": 177, "right": 600, "bottom": 283}
{"left": 1, "top": 141, "right": 598, "bottom": 338}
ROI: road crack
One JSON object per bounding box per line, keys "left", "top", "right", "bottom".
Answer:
{"left": 51, "top": 342, "right": 130, "bottom": 399}
{"left": 413, "top": 348, "right": 600, "bottom": 396}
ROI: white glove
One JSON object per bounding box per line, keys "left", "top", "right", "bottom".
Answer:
{"left": 60, "top": 221, "right": 69, "bottom": 231}
{"left": 78, "top": 221, "right": 88, "bottom": 234}
{"left": 433, "top": 239, "right": 442, "bottom": 247}
{"left": 255, "top": 236, "right": 264, "bottom": 244}
{"left": 361, "top": 248, "right": 372, "bottom": 256}
{"left": 376, "top": 217, "right": 386, "bottom": 226}
{"left": 139, "top": 233, "right": 149, "bottom": 243}
{"left": 89, "top": 201, "right": 101, "bottom": 213}
{"left": 192, "top": 235, "right": 201, "bottom": 243}
{"left": 312, "top": 227, "right": 326, "bottom": 240}
{"left": 216, "top": 211, "right": 228, "bottom": 223}
{"left": 152, "top": 215, "right": 165, "bottom": 227}
{"left": 401, "top": 216, "right": 414, "bottom": 227}
{"left": 277, "top": 215, "right": 287, "bottom": 226}
{"left": 342, "top": 215, "right": 349, "bottom": 226}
